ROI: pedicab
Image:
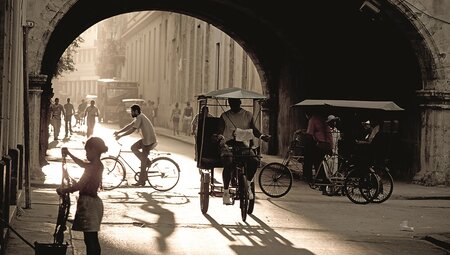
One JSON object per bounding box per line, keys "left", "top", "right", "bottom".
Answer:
{"left": 195, "top": 87, "right": 268, "bottom": 221}
{"left": 259, "top": 99, "right": 403, "bottom": 203}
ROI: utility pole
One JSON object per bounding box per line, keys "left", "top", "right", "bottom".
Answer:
{"left": 22, "top": 20, "right": 34, "bottom": 209}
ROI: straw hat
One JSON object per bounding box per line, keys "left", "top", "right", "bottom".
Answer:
{"left": 326, "top": 115, "right": 340, "bottom": 123}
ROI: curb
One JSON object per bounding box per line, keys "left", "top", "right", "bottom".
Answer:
{"left": 423, "top": 234, "right": 450, "bottom": 251}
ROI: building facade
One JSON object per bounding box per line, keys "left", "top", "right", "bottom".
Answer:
{"left": 119, "top": 12, "right": 262, "bottom": 128}
{"left": 52, "top": 25, "right": 100, "bottom": 105}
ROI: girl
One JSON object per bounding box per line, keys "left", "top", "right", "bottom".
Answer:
{"left": 57, "top": 137, "right": 108, "bottom": 255}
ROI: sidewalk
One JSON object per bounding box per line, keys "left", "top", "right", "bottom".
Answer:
{"left": 4, "top": 125, "right": 450, "bottom": 254}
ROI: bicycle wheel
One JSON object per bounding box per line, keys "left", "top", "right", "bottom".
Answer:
{"left": 372, "top": 167, "right": 394, "bottom": 203}
{"left": 258, "top": 162, "right": 293, "bottom": 198}
{"left": 239, "top": 173, "right": 249, "bottom": 222}
{"left": 101, "top": 156, "right": 126, "bottom": 190}
{"left": 344, "top": 169, "right": 375, "bottom": 204}
{"left": 248, "top": 181, "right": 255, "bottom": 214}
{"left": 200, "top": 171, "right": 210, "bottom": 214}
{"left": 359, "top": 171, "right": 380, "bottom": 203}
{"left": 147, "top": 157, "right": 180, "bottom": 191}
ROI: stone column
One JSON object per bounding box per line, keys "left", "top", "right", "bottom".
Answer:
{"left": 414, "top": 90, "right": 450, "bottom": 185}
{"left": 28, "top": 74, "right": 46, "bottom": 180}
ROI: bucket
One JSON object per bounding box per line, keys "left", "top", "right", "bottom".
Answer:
{"left": 34, "top": 242, "right": 67, "bottom": 255}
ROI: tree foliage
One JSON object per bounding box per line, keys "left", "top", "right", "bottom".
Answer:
{"left": 54, "top": 36, "right": 84, "bottom": 78}
{"left": 96, "top": 38, "right": 125, "bottom": 78}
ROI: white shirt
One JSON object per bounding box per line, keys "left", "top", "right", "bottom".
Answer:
{"left": 132, "top": 114, "right": 157, "bottom": 146}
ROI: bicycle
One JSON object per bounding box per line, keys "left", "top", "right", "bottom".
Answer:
{"left": 101, "top": 139, "right": 181, "bottom": 191}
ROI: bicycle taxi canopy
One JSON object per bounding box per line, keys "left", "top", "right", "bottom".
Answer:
{"left": 291, "top": 99, "right": 404, "bottom": 111}
{"left": 201, "top": 87, "right": 267, "bottom": 100}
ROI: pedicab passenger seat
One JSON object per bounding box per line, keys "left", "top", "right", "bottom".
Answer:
{"left": 196, "top": 116, "right": 223, "bottom": 169}
{"left": 290, "top": 129, "right": 309, "bottom": 162}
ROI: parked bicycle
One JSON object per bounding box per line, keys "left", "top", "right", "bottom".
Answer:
{"left": 101, "top": 139, "right": 181, "bottom": 191}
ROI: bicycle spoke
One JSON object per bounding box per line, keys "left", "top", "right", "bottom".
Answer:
{"left": 258, "top": 162, "right": 293, "bottom": 198}
{"left": 101, "top": 157, "right": 126, "bottom": 190}
{"left": 147, "top": 157, "right": 180, "bottom": 191}
{"left": 372, "top": 167, "right": 394, "bottom": 203}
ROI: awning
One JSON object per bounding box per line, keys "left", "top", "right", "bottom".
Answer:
{"left": 292, "top": 99, "right": 404, "bottom": 111}
{"left": 201, "top": 87, "right": 266, "bottom": 99}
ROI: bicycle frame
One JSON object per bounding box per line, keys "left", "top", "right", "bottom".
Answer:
{"left": 108, "top": 140, "right": 171, "bottom": 176}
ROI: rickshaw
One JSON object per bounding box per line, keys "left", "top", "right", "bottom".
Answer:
{"left": 195, "top": 87, "right": 267, "bottom": 221}
{"left": 258, "top": 99, "right": 402, "bottom": 204}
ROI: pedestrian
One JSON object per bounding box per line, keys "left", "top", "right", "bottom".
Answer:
{"left": 191, "top": 105, "right": 213, "bottom": 161}
{"left": 141, "top": 101, "right": 149, "bottom": 119}
{"left": 303, "top": 109, "right": 333, "bottom": 185}
{"left": 153, "top": 101, "right": 159, "bottom": 124}
{"left": 170, "top": 102, "right": 181, "bottom": 135}
{"left": 64, "top": 98, "right": 75, "bottom": 137}
{"left": 57, "top": 137, "right": 108, "bottom": 255}
{"left": 182, "top": 102, "right": 194, "bottom": 136}
{"left": 77, "top": 99, "right": 88, "bottom": 126}
{"left": 84, "top": 100, "right": 100, "bottom": 138}
{"left": 113, "top": 104, "right": 158, "bottom": 186}
{"left": 147, "top": 100, "right": 155, "bottom": 124}
{"left": 49, "top": 97, "right": 65, "bottom": 141}
{"left": 326, "top": 115, "right": 341, "bottom": 174}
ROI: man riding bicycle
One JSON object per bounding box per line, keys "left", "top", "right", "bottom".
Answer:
{"left": 113, "top": 104, "right": 158, "bottom": 186}
{"left": 216, "top": 98, "right": 270, "bottom": 204}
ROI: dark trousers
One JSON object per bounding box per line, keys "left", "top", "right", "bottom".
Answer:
{"left": 303, "top": 144, "right": 327, "bottom": 182}
{"left": 131, "top": 139, "right": 157, "bottom": 183}
{"left": 221, "top": 141, "right": 258, "bottom": 190}
{"left": 65, "top": 115, "right": 73, "bottom": 136}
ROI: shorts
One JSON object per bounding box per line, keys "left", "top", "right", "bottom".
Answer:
{"left": 72, "top": 195, "right": 103, "bottom": 232}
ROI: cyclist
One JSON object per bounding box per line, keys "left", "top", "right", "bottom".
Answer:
{"left": 113, "top": 104, "right": 158, "bottom": 186}
{"left": 217, "top": 98, "right": 270, "bottom": 204}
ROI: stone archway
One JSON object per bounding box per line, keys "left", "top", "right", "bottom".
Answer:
{"left": 27, "top": 0, "right": 449, "bottom": 184}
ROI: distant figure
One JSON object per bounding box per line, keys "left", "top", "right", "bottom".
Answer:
{"left": 326, "top": 115, "right": 341, "bottom": 174}
{"left": 170, "top": 103, "right": 181, "bottom": 135}
{"left": 84, "top": 100, "right": 99, "bottom": 138}
{"left": 49, "top": 98, "right": 65, "bottom": 141}
{"left": 182, "top": 102, "right": 194, "bottom": 136}
{"left": 147, "top": 100, "right": 155, "bottom": 124}
{"left": 77, "top": 99, "right": 88, "bottom": 126}
{"left": 64, "top": 98, "right": 75, "bottom": 137}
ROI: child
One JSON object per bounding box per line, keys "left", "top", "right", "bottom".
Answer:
{"left": 57, "top": 137, "right": 108, "bottom": 255}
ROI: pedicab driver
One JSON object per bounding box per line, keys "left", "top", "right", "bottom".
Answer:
{"left": 217, "top": 98, "right": 270, "bottom": 204}
{"left": 113, "top": 104, "right": 158, "bottom": 186}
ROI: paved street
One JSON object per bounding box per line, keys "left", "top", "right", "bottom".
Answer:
{"left": 4, "top": 123, "right": 450, "bottom": 255}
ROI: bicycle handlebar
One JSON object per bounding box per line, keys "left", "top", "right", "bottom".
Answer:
{"left": 113, "top": 135, "right": 123, "bottom": 146}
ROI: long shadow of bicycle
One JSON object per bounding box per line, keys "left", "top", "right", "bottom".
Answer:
{"left": 122, "top": 191, "right": 189, "bottom": 253}
{"left": 204, "top": 214, "right": 314, "bottom": 255}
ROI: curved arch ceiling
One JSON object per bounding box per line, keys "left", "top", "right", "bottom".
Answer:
{"left": 42, "top": 0, "right": 423, "bottom": 107}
